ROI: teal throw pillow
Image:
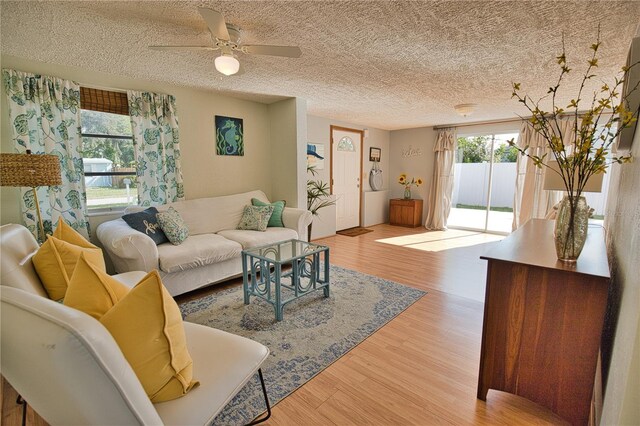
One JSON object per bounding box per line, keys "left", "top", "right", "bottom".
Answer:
{"left": 156, "top": 207, "right": 189, "bottom": 245}
{"left": 237, "top": 205, "right": 275, "bottom": 232}
{"left": 251, "top": 198, "right": 286, "bottom": 227}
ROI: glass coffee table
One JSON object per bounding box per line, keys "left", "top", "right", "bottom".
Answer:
{"left": 241, "top": 239, "right": 330, "bottom": 321}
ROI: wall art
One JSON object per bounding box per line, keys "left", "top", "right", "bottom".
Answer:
{"left": 369, "top": 147, "right": 381, "bottom": 162}
{"left": 307, "top": 143, "right": 325, "bottom": 170}
{"left": 215, "top": 115, "right": 244, "bottom": 156}
{"left": 401, "top": 145, "right": 423, "bottom": 157}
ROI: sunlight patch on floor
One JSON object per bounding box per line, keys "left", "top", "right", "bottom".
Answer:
{"left": 376, "top": 229, "right": 505, "bottom": 252}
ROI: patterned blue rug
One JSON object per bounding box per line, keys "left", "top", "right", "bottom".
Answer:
{"left": 179, "top": 265, "right": 426, "bottom": 425}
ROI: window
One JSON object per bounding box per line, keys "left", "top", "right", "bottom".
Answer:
{"left": 337, "top": 136, "right": 355, "bottom": 152}
{"left": 449, "top": 132, "right": 519, "bottom": 234}
{"left": 80, "top": 109, "right": 136, "bottom": 211}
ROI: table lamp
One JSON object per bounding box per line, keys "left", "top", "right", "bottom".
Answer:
{"left": 543, "top": 160, "right": 604, "bottom": 193}
{"left": 0, "top": 150, "right": 62, "bottom": 242}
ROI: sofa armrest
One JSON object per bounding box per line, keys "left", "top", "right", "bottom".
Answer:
{"left": 282, "top": 207, "right": 313, "bottom": 241}
{"left": 96, "top": 219, "right": 159, "bottom": 273}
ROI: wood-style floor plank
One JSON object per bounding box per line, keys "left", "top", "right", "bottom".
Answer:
{"left": 0, "top": 225, "right": 568, "bottom": 425}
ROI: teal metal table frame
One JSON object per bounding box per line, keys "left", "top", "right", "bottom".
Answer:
{"left": 241, "top": 239, "right": 330, "bottom": 321}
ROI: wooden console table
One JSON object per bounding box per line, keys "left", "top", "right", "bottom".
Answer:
{"left": 389, "top": 198, "right": 423, "bottom": 227}
{"left": 478, "top": 219, "right": 610, "bottom": 425}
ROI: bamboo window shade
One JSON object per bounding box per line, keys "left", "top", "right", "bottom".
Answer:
{"left": 80, "top": 87, "right": 129, "bottom": 115}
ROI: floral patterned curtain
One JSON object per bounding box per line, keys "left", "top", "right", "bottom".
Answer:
{"left": 127, "top": 91, "right": 184, "bottom": 206}
{"left": 2, "top": 69, "right": 90, "bottom": 240}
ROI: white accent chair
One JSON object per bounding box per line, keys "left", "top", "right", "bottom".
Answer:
{"left": 0, "top": 224, "right": 271, "bottom": 425}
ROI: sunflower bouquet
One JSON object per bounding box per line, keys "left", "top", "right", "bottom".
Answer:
{"left": 398, "top": 174, "right": 423, "bottom": 199}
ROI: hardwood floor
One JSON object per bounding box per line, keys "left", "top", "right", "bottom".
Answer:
{"left": 1, "top": 224, "right": 568, "bottom": 425}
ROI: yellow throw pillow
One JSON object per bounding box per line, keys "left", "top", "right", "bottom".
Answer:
{"left": 64, "top": 254, "right": 130, "bottom": 319}
{"left": 52, "top": 217, "right": 89, "bottom": 246}
{"left": 33, "top": 234, "right": 106, "bottom": 302}
{"left": 100, "top": 270, "right": 199, "bottom": 402}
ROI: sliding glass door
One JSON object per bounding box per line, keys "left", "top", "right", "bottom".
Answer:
{"left": 448, "top": 132, "right": 519, "bottom": 234}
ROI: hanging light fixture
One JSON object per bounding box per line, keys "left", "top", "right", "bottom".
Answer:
{"left": 454, "top": 103, "right": 477, "bottom": 117}
{"left": 214, "top": 52, "right": 240, "bottom": 76}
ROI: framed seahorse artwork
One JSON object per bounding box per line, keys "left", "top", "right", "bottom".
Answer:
{"left": 215, "top": 115, "right": 244, "bottom": 156}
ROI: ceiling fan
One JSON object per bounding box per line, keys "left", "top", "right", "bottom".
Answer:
{"left": 149, "top": 7, "right": 302, "bottom": 76}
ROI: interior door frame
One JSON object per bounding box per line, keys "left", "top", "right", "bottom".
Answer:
{"left": 330, "top": 125, "right": 364, "bottom": 229}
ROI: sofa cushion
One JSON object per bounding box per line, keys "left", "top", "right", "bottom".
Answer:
{"left": 157, "top": 207, "right": 189, "bottom": 245}
{"left": 122, "top": 207, "right": 169, "bottom": 245}
{"left": 33, "top": 220, "right": 106, "bottom": 301}
{"left": 52, "top": 218, "right": 91, "bottom": 246}
{"left": 236, "top": 205, "right": 274, "bottom": 232}
{"left": 100, "top": 270, "right": 199, "bottom": 402}
{"left": 157, "top": 234, "right": 242, "bottom": 274}
{"left": 164, "top": 190, "right": 270, "bottom": 236}
{"left": 251, "top": 198, "right": 286, "bottom": 227}
{"left": 64, "top": 254, "right": 130, "bottom": 320}
{"left": 217, "top": 228, "right": 298, "bottom": 249}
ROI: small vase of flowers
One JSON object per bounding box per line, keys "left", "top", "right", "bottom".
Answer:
{"left": 398, "top": 174, "right": 423, "bottom": 199}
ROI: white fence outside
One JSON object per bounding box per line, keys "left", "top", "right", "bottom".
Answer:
{"left": 452, "top": 162, "right": 609, "bottom": 215}
{"left": 452, "top": 163, "right": 516, "bottom": 209}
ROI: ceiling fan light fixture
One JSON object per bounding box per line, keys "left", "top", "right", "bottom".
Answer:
{"left": 214, "top": 53, "right": 240, "bottom": 76}
{"left": 454, "top": 103, "right": 477, "bottom": 117}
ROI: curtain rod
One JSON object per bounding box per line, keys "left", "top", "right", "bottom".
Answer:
{"left": 433, "top": 117, "right": 522, "bottom": 130}
{"left": 433, "top": 110, "right": 610, "bottom": 131}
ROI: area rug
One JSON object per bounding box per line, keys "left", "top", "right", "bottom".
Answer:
{"left": 336, "top": 226, "right": 374, "bottom": 237}
{"left": 179, "top": 265, "right": 426, "bottom": 425}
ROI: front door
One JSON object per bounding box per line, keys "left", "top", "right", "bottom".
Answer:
{"left": 331, "top": 126, "right": 362, "bottom": 230}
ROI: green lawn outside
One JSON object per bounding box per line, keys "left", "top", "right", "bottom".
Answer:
{"left": 456, "top": 204, "right": 514, "bottom": 213}
{"left": 455, "top": 203, "right": 604, "bottom": 220}
{"left": 86, "top": 187, "right": 132, "bottom": 199}
{"left": 86, "top": 186, "right": 136, "bottom": 209}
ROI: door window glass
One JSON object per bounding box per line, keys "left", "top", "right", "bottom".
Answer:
{"left": 337, "top": 136, "right": 355, "bottom": 152}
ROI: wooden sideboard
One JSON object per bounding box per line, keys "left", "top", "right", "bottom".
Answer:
{"left": 389, "top": 198, "right": 423, "bottom": 227}
{"left": 477, "top": 219, "right": 610, "bottom": 425}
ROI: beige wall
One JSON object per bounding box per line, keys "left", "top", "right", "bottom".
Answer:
{"left": 307, "top": 115, "right": 390, "bottom": 239}
{"left": 389, "top": 126, "right": 438, "bottom": 224}
{"left": 600, "top": 121, "right": 640, "bottom": 424}
{"left": 0, "top": 55, "right": 290, "bottom": 230}
{"left": 268, "top": 98, "right": 307, "bottom": 209}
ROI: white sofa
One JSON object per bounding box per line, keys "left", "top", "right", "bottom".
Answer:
{"left": 97, "top": 190, "right": 313, "bottom": 296}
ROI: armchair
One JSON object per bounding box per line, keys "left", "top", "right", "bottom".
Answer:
{"left": 0, "top": 224, "right": 271, "bottom": 425}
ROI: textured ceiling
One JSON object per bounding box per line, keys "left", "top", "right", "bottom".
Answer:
{"left": 1, "top": 1, "right": 639, "bottom": 130}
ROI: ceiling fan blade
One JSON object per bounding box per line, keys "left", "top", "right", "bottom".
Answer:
{"left": 149, "top": 45, "right": 217, "bottom": 51}
{"left": 243, "top": 45, "right": 302, "bottom": 58}
{"left": 198, "top": 7, "right": 230, "bottom": 41}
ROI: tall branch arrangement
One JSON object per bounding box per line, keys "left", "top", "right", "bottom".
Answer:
{"left": 508, "top": 28, "right": 638, "bottom": 200}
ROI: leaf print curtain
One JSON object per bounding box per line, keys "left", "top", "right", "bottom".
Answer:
{"left": 127, "top": 91, "right": 184, "bottom": 206}
{"left": 2, "top": 69, "right": 90, "bottom": 241}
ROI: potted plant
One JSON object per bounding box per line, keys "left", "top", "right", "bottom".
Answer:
{"left": 508, "top": 30, "right": 636, "bottom": 261}
{"left": 307, "top": 165, "right": 335, "bottom": 241}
